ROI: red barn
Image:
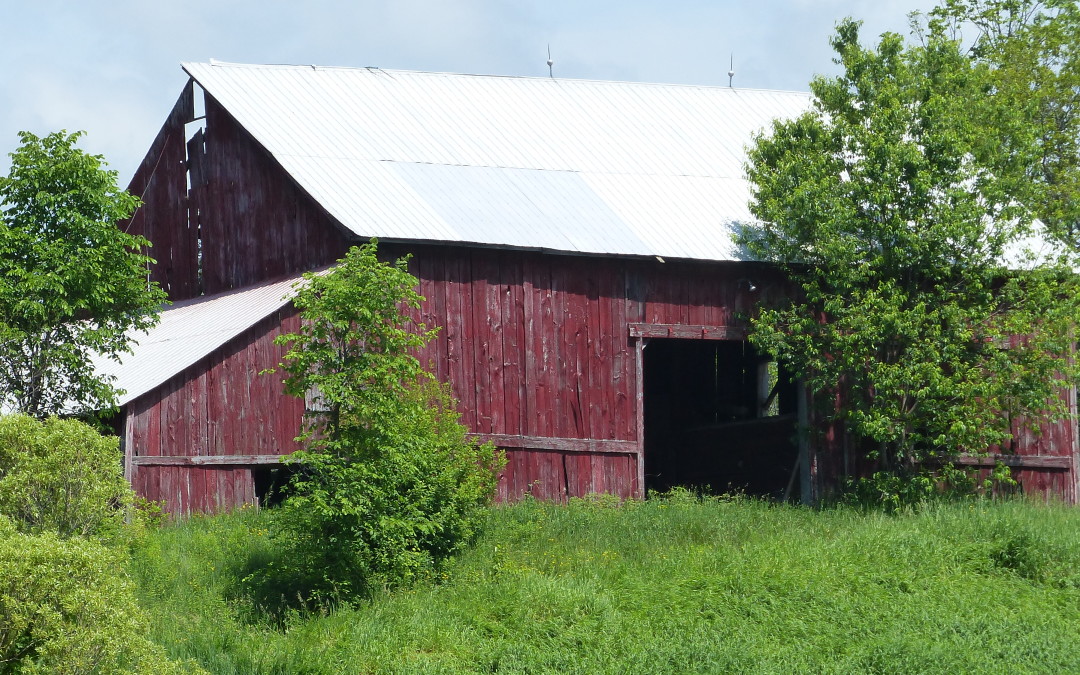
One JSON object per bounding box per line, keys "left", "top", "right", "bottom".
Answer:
{"left": 100, "top": 62, "right": 1078, "bottom": 515}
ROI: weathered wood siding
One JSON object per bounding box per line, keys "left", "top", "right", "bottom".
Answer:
{"left": 123, "top": 82, "right": 200, "bottom": 299}
{"left": 390, "top": 242, "right": 787, "bottom": 502}
{"left": 195, "top": 95, "right": 351, "bottom": 296}
{"left": 125, "top": 90, "right": 351, "bottom": 302}
{"left": 125, "top": 307, "right": 305, "bottom": 515}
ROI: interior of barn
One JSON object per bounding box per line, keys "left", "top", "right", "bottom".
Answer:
{"left": 643, "top": 339, "right": 800, "bottom": 500}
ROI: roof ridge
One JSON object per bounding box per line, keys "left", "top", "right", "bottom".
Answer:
{"left": 181, "top": 60, "right": 811, "bottom": 96}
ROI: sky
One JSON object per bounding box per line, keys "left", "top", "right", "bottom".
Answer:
{"left": 1, "top": 0, "right": 940, "bottom": 185}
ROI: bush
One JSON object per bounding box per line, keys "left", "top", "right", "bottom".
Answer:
{"left": 261, "top": 378, "right": 501, "bottom": 607}
{"left": 259, "top": 242, "right": 502, "bottom": 608}
{"left": 0, "top": 517, "right": 198, "bottom": 674}
{"left": 0, "top": 414, "right": 136, "bottom": 540}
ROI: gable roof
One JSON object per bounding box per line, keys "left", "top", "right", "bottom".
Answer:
{"left": 182, "top": 61, "right": 811, "bottom": 263}
{"left": 91, "top": 274, "right": 304, "bottom": 407}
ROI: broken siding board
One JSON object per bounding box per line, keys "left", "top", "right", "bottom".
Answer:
{"left": 124, "top": 83, "right": 198, "bottom": 299}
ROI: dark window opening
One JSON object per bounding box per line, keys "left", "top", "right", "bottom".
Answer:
{"left": 643, "top": 338, "right": 800, "bottom": 500}
{"left": 251, "top": 465, "right": 299, "bottom": 508}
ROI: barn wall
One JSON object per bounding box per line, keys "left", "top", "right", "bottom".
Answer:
{"left": 384, "top": 242, "right": 786, "bottom": 502}
{"left": 126, "top": 306, "right": 305, "bottom": 516}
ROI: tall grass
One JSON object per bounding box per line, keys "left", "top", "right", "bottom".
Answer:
{"left": 129, "top": 495, "right": 1080, "bottom": 674}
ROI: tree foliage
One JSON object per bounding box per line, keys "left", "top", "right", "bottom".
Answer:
{"left": 263, "top": 241, "right": 502, "bottom": 605}
{"left": 739, "top": 14, "right": 1080, "bottom": 489}
{"left": 0, "top": 518, "right": 197, "bottom": 674}
{"left": 0, "top": 414, "right": 137, "bottom": 541}
{"left": 0, "top": 414, "right": 195, "bottom": 673}
{"left": 0, "top": 130, "right": 166, "bottom": 417}
{"left": 926, "top": 0, "right": 1080, "bottom": 249}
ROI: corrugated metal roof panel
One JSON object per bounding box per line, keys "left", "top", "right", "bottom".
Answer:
{"left": 182, "top": 62, "right": 811, "bottom": 262}
{"left": 91, "top": 274, "right": 304, "bottom": 407}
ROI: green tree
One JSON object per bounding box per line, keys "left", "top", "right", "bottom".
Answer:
{"left": 926, "top": 0, "right": 1080, "bottom": 248}
{"left": 263, "top": 241, "right": 502, "bottom": 605}
{"left": 739, "top": 17, "right": 1080, "bottom": 498}
{"left": 0, "top": 130, "right": 166, "bottom": 417}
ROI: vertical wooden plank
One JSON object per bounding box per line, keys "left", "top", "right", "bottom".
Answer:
{"left": 430, "top": 252, "right": 450, "bottom": 385}
{"left": 443, "top": 251, "right": 472, "bottom": 425}
{"left": 472, "top": 252, "right": 504, "bottom": 434}
{"left": 586, "top": 261, "right": 607, "bottom": 441}
{"left": 190, "top": 364, "right": 207, "bottom": 457}
{"left": 470, "top": 253, "right": 490, "bottom": 432}
{"left": 611, "top": 262, "right": 633, "bottom": 441}
{"left": 414, "top": 250, "right": 440, "bottom": 378}
{"left": 526, "top": 255, "right": 554, "bottom": 438}
{"left": 522, "top": 256, "right": 537, "bottom": 438}
{"left": 687, "top": 265, "right": 711, "bottom": 326}
{"left": 501, "top": 253, "right": 526, "bottom": 436}
{"left": 158, "top": 467, "right": 175, "bottom": 517}
{"left": 556, "top": 263, "right": 586, "bottom": 439}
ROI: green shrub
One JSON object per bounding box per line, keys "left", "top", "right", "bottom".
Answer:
{"left": 258, "top": 380, "right": 501, "bottom": 607}
{"left": 0, "top": 414, "right": 136, "bottom": 540}
{"left": 0, "top": 517, "right": 198, "bottom": 674}
{"left": 259, "top": 242, "right": 503, "bottom": 608}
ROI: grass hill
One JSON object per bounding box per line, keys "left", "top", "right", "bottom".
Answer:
{"left": 130, "top": 493, "right": 1080, "bottom": 674}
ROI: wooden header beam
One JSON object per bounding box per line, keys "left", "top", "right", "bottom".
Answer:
{"left": 628, "top": 323, "right": 747, "bottom": 340}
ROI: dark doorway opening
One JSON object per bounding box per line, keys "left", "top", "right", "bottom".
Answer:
{"left": 251, "top": 465, "right": 299, "bottom": 508}
{"left": 643, "top": 339, "right": 800, "bottom": 499}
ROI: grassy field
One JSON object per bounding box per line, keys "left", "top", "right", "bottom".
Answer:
{"left": 129, "top": 494, "right": 1080, "bottom": 674}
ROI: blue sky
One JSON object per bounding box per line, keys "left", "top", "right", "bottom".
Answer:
{"left": 1, "top": 1, "right": 938, "bottom": 184}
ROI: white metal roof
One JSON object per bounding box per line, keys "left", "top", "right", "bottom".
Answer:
{"left": 91, "top": 274, "right": 304, "bottom": 407}
{"left": 182, "top": 61, "right": 811, "bottom": 262}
